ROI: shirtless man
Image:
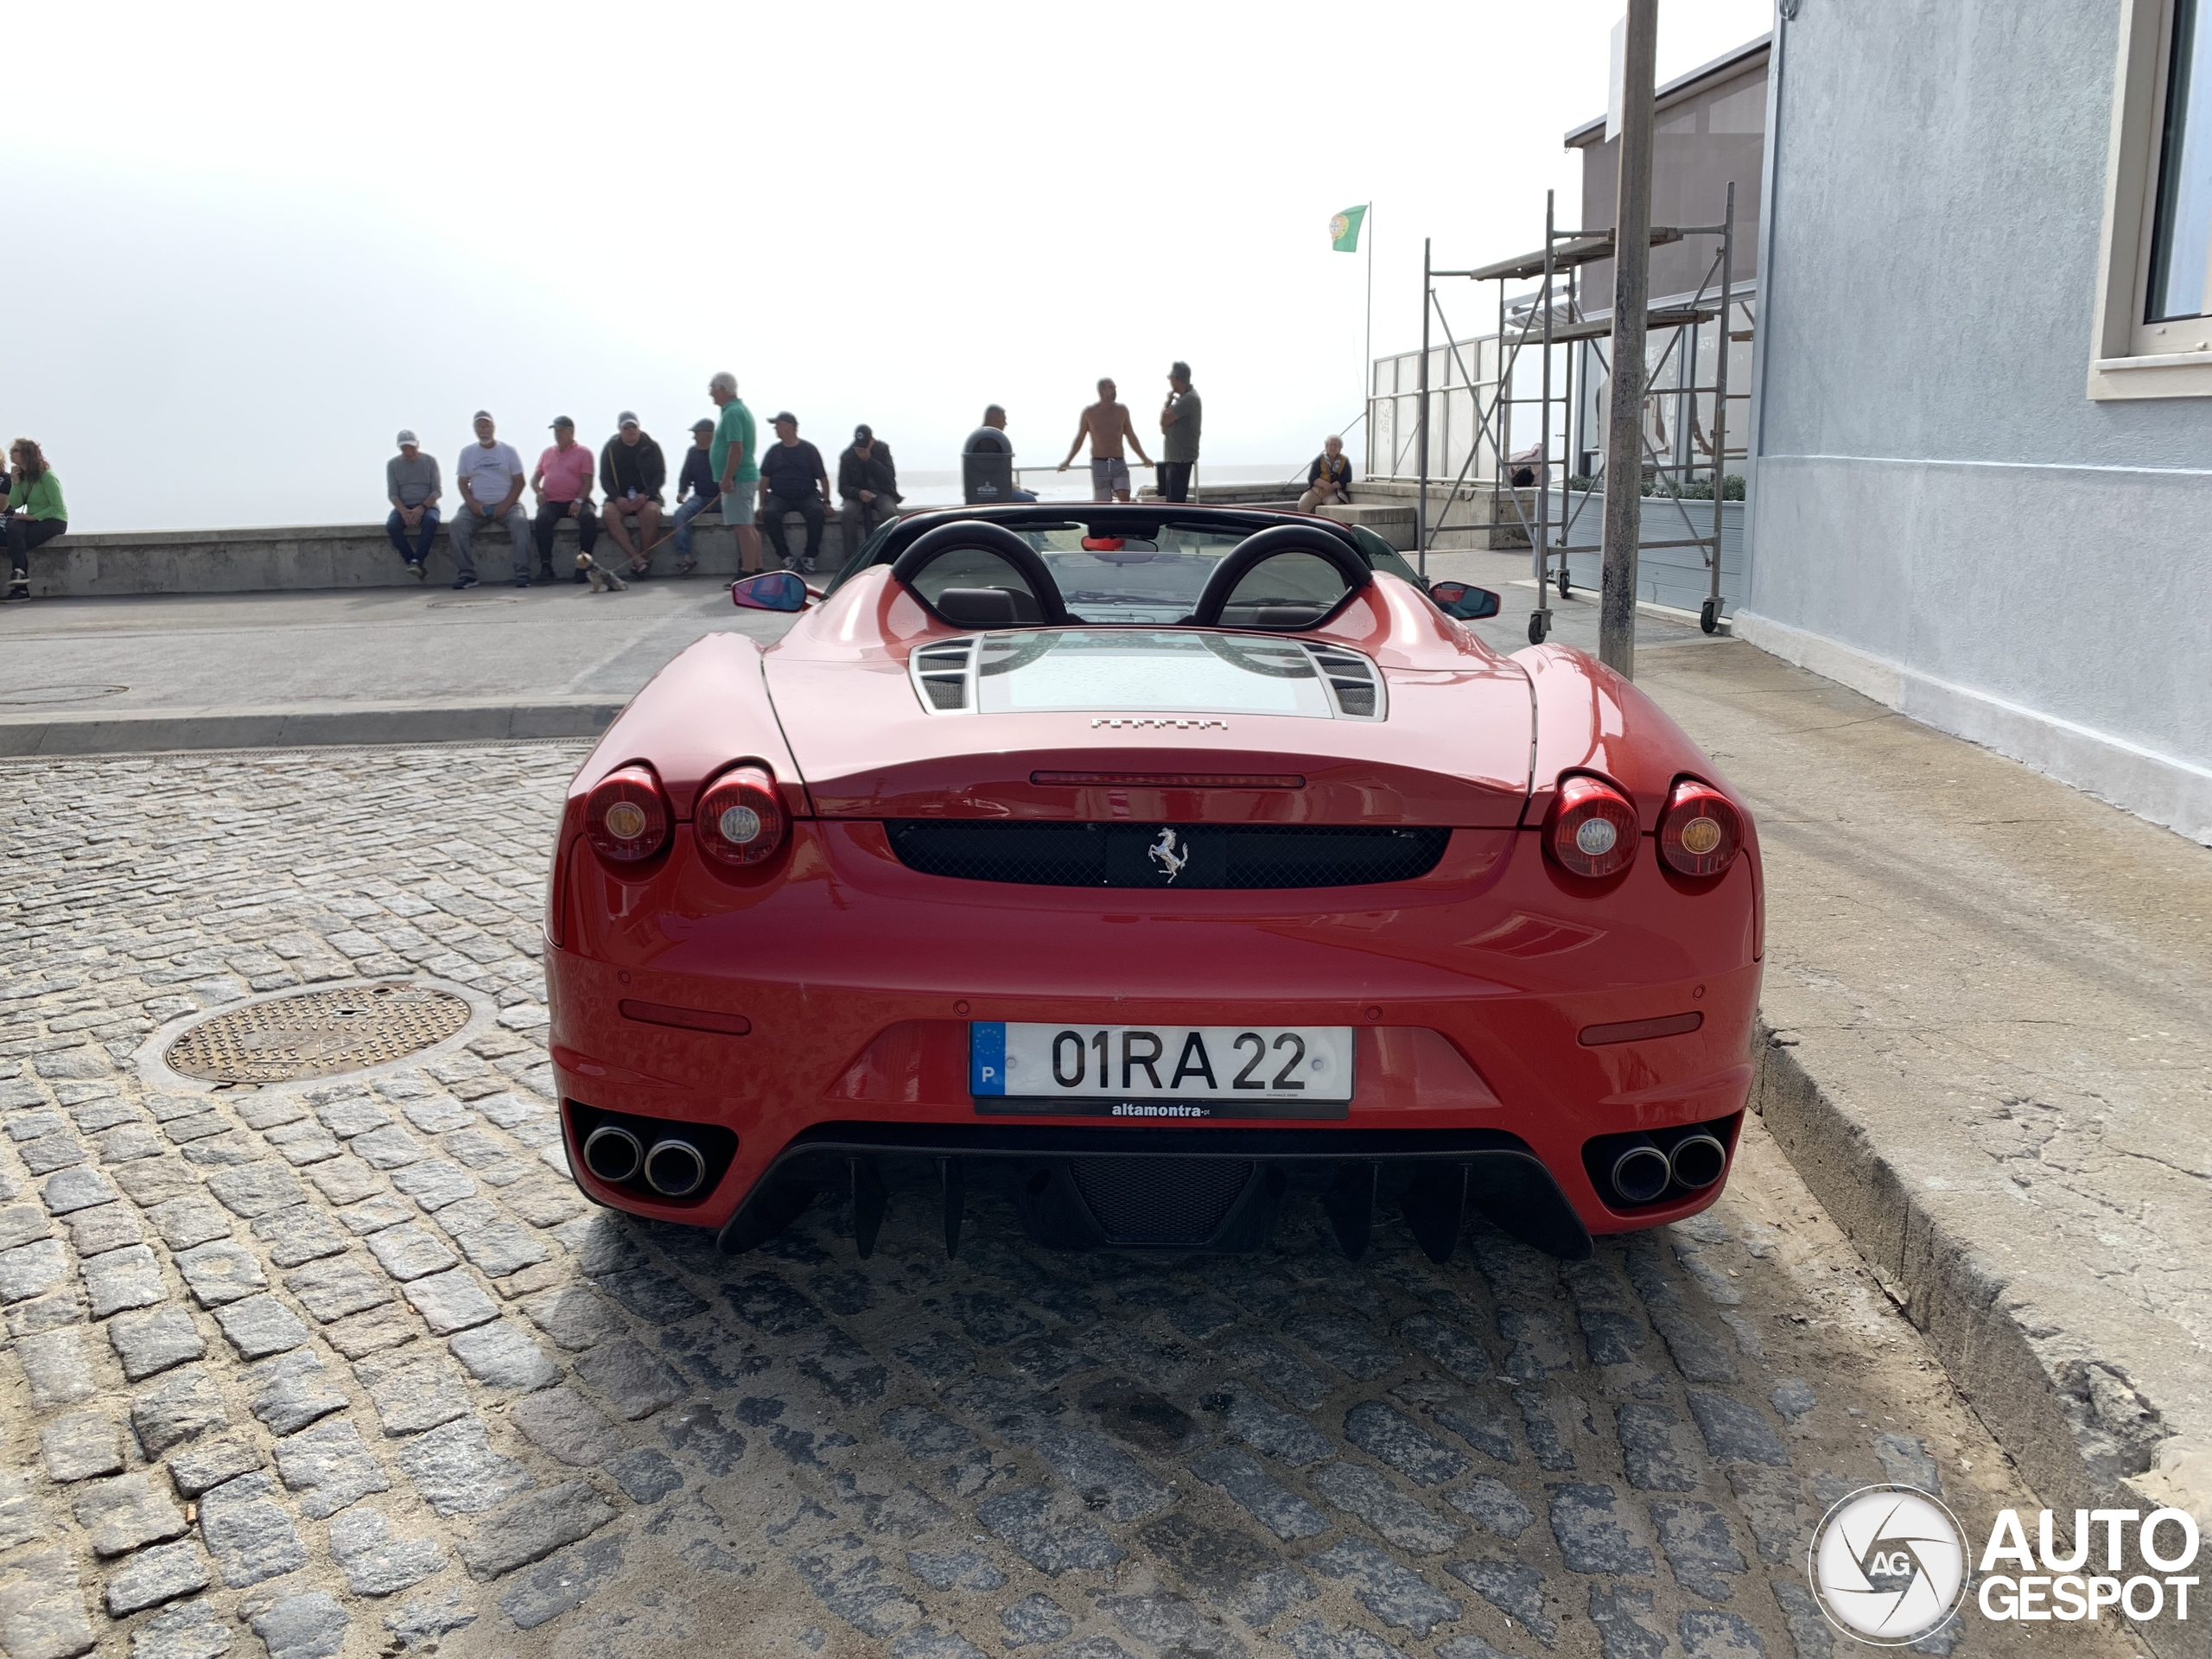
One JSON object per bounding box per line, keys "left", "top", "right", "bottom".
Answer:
{"left": 1058, "top": 378, "right": 1153, "bottom": 503}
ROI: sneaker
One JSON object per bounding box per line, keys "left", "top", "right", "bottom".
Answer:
{"left": 451, "top": 573, "right": 479, "bottom": 590}
{"left": 628, "top": 564, "right": 651, "bottom": 581}
{"left": 675, "top": 556, "right": 696, "bottom": 577}
{"left": 537, "top": 563, "right": 556, "bottom": 583}
{"left": 513, "top": 577, "right": 531, "bottom": 589}
{"left": 406, "top": 559, "right": 426, "bottom": 581}
{"left": 800, "top": 558, "right": 817, "bottom": 575}
{"left": 2, "top": 581, "right": 28, "bottom": 603}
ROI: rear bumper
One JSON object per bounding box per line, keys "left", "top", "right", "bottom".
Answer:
{"left": 544, "top": 825, "right": 1761, "bottom": 1255}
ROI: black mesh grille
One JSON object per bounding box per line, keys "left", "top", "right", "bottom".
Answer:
{"left": 1071, "top": 1158, "right": 1253, "bottom": 1244}
{"left": 884, "top": 822, "right": 1451, "bottom": 888}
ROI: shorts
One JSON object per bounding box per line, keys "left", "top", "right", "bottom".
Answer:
{"left": 721, "top": 486, "right": 758, "bottom": 527}
{"left": 1090, "top": 457, "right": 1132, "bottom": 500}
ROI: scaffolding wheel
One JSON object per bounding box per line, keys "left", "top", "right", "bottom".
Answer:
{"left": 1700, "top": 599, "right": 1719, "bottom": 635}
{"left": 1528, "top": 611, "right": 1549, "bottom": 645}
{"left": 1557, "top": 566, "right": 1572, "bottom": 600}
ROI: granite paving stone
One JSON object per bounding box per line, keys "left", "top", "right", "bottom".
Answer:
{"left": 1311, "top": 1461, "right": 1464, "bottom": 1554}
{"left": 365, "top": 1223, "right": 459, "bottom": 1281}
{"left": 1309, "top": 1536, "right": 1463, "bottom": 1637}
{"left": 571, "top": 1335, "right": 684, "bottom": 1419}
{"left": 448, "top": 1319, "right": 559, "bottom": 1390}
{"left": 282, "top": 1254, "right": 391, "bottom": 1321}
{"left": 16, "top": 1326, "right": 100, "bottom": 1408}
{"left": 132, "top": 1366, "right": 232, "bottom": 1456}
{"left": 174, "top": 1239, "right": 268, "bottom": 1306}
{"left": 83, "top": 1243, "right": 168, "bottom": 1317}
{"left": 245, "top": 1592, "right": 350, "bottom": 1659}
{"left": 243, "top": 1351, "right": 350, "bottom": 1434}
{"left": 144, "top": 1195, "right": 234, "bottom": 1250}
{"left": 168, "top": 1438, "right": 267, "bottom": 1497}
{"left": 200, "top": 1471, "right": 311, "bottom": 1586}
{"left": 205, "top": 1160, "right": 310, "bottom": 1218}
{"left": 403, "top": 1267, "right": 499, "bottom": 1332}
{"left": 457, "top": 1478, "right": 615, "bottom": 1579}
{"left": 248, "top": 1204, "right": 351, "bottom": 1267}
{"left": 327, "top": 1505, "right": 448, "bottom": 1596}
{"left": 393, "top": 1417, "right": 535, "bottom": 1516}
{"left": 130, "top": 1598, "right": 234, "bottom": 1659}
{"left": 108, "top": 1306, "right": 209, "bottom": 1380}
{"left": 211, "top": 1294, "right": 311, "bottom": 1358}
{"left": 41, "top": 1410, "right": 128, "bottom": 1481}
{"left": 497, "top": 1533, "right": 626, "bottom": 1630}
{"left": 104, "top": 1539, "right": 213, "bottom": 1615}
{"left": 74, "top": 1471, "right": 192, "bottom": 1554}
{"left": 0, "top": 1236, "right": 69, "bottom": 1301}
{"left": 64, "top": 1201, "right": 145, "bottom": 1255}
{"left": 0, "top": 1546, "right": 95, "bottom": 1659}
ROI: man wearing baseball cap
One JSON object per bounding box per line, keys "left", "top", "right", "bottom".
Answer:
{"left": 450, "top": 411, "right": 531, "bottom": 590}
{"left": 671, "top": 417, "right": 721, "bottom": 577}
{"left": 529, "top": 416, "right": 599, "bottom": 585}
{"left": 384, "top": 430, "right": 442, "bottom": 578}
{"left": 758, "top": 411, "right": 830, "bottom": 574}
{"left": 598, "top": 411, "right": 667, "bottom": 578}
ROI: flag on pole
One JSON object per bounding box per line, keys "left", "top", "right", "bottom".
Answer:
{"left": 1330, "top": 204, "right": 1368, "bottom": 252}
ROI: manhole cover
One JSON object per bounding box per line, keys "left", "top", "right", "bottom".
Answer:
{"left": 165, "top": 982, "right": 473, "bottom": 1083}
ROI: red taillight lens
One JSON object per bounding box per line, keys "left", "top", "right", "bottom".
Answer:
{"left": 695, "top": 765, "right": 788, "bottom": 868}
{"left": 585, "top": 765, "right": 671, "bottom": 864}
{"left": 1658, "top": 779, "right": 1742, "bottom": 878}
{"left": 1548, "top": 774, "right": 1639, "bottom": 878}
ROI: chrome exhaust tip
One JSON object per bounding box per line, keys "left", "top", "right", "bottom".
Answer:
{"left": 644, "top": 1137, "right": 709, "bottom": 1198}
{"left": 1668, "top": 1132, "right": 1728, "bottom": 1191}
{"left": 582, "top": 1123, "right": 644, "bottom": 1184}
{"left": 1610, "top": 1137, "right": 1673, "bottom": 1206}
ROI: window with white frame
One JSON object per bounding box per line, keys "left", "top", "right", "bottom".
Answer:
{"left": 2089, "top": 0, "right": 2212, "bottom": 393}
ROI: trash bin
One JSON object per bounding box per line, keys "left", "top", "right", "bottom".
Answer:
{"left": 963, "top": 450, "right": 1015, "bottom": 505}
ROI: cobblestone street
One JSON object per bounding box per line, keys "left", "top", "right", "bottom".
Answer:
{"left": 0, "top": 744, "right": 2126, "bottom": 1659}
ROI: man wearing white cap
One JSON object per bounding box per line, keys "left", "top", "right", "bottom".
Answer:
{"left": 598, "top": 411, "right": 667, "bottom": 578}
{"left": 384, "top": 431, "right": 442, "bottom": 578}
{"left": 450, "top": 410, "right": 531, "bottom": 590}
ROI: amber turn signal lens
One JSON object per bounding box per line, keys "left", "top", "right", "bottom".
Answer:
{"left": 584, "top": 765, "right": 671, "bottom": 864}
{"left": 1547, "top": 774, "right": 1639, "bottom": 878}
{"left": 696, "top": 765, "right": 788, "bottom": 868}
{"left": 1657, "top": 779, "right": 1743, "bottom": 878}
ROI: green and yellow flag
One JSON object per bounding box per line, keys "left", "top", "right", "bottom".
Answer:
{"left": 1330, "top": 204, "right": 1367, "bottom": 252}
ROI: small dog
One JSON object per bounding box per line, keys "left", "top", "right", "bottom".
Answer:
{"left": 575, "top": 551, "right": 628, "bottom": 593}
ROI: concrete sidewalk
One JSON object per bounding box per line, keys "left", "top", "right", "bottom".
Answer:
{"left": 0, "top": 582, "right": 791, "bottom": 755}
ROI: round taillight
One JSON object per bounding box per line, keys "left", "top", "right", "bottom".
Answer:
{"left": 696, "top": 765, "right": 788, "bottom": 868}
{"left": 1548, "top": 774, "right": 1639, "bottom": 878}
{"left": 585, "top": 765, "right": 671, "bottom": 864}
{"left": 1658, "top": 779, "right": 1742, "bottom": 878}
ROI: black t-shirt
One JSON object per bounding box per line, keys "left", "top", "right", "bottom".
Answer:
{"left": 760, "top": 439, "right": 827, "bottom": 502}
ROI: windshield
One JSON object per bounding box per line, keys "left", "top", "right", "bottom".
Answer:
{"left": 835, "top": 512, "right": 1421, "bottom": 626}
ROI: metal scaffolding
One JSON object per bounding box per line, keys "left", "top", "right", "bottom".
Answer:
{"left": 1416, "top": 185, "right": 1741, "bottom": 643}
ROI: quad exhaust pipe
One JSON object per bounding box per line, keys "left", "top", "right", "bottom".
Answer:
{"left": 580, "top": 1121, "right": 711, "bottom": 1198}
{"left": 1609, "top": 1136, "right": 1673, "bottom": 1206}
{"left": 1665, "top": 1131, "right": 1727, "bottom": 1191}
{"left": 1593, "top": 1122, "right": 1733, "bottom": 1207}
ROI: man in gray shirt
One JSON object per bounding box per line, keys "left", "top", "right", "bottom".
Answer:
{"left": 1158, "top": 361, "right": 1201, "bottom": 502}
{"left": 385, "top": 431, "right": 442, "bottom": 577}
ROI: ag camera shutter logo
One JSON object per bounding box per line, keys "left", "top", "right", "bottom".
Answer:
{"left": 1808, "top": 1485, "right": 1969, "bottom": 1645}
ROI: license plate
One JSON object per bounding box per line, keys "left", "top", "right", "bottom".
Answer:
{"left": 970, "top": 1022, "right": 1353, "bottom": 1119}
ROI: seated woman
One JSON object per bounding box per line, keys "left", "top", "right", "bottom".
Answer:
{"left": 1297, "top": 435, "right": 1354, "bottom": 514}
{"left": 4, "top": 439, "right": 67, "bottom": 602}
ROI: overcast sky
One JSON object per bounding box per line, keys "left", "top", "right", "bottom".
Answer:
{"left": 11, "top": 0, "right": 1770, "bottom": 531}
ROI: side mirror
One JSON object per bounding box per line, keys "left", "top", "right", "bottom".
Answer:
{"left": 731, "top": 570, "right": 810, "bottom": 613}
{"left": 1428, "top": 581, "right": 1501, "bottom": 620}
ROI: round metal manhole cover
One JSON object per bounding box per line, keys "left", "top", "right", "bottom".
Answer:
{"left": 165, "top": 982, "right": 474, "bottom": 1083}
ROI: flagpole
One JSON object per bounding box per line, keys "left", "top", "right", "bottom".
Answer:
{"left": 1362, "top": 202, "right": 1374, "bottom": 444}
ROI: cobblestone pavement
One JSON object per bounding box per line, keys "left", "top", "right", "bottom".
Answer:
{"left": 0, "top": 745, "right": 2132, "bottom": 1659}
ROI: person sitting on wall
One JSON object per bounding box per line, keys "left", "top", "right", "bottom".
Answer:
{"left": 836, "top": 424, "right": 901, "bottom": 561}
{"left": 450, "top": 411, "right": 532, "bottom": 591}
{"left": 530, "top": 416, "right": 600, "bottom": 586}
{"left": 385, "top": 429, "right": 442, "bottom": 579}
{"left": 1297, "top": 434, "right": 1354, "bottom": 514}
{"left": 3, "top": 438, "right": 67, "bottom": 603}
{"left": 757, "top": 412, "right": 831, "bottom": 575}
{"left": 598, "top": 412, "right": 667, "bottom": 579}
{"left": 671, "top": 418, "right": 720, "bottom": 578}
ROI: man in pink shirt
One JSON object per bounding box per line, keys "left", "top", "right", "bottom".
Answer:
{"left": 530, "top": 416, "right": 600, "bottom": 585}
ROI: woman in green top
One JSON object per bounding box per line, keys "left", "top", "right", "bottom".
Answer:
{"left": 6, "top": 438, "right": 67, "bottom": 601}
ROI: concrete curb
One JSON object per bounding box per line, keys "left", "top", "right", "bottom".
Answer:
{"left": 1751, "top": 1021, "right": 2207, "bottom": 1659}
{"left": 0, "top": 698, "right": 622, "bottom": 756}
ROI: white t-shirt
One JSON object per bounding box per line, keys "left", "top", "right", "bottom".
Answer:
{"left": 457, "top": 441, "right": 523, "bottom": 508}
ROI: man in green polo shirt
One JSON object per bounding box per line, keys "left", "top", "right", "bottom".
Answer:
{"left": 708, "top": 371, "right": 763, "bottom": 575}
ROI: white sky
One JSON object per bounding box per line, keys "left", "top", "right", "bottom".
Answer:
{"left": 10, "top": 0, "right": 1770, "bottom": 531}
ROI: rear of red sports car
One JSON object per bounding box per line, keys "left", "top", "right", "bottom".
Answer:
{"left": 543, "top": 508, "right": 1762, "bottom": 1264}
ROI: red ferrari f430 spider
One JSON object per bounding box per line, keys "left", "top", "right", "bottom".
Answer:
{"left": 543, "top": 505, "right": 1761, "bottom": 1264}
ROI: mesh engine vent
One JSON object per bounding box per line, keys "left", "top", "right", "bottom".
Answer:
{"left": 911, "top": 639, "right": 980, "bottom": 713}
{"left": 1071, "top": 1158, "right": 1255, "bottom": 1244}
{"left": 1308, "top": 645, "right": 1383, "bottom": 719}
